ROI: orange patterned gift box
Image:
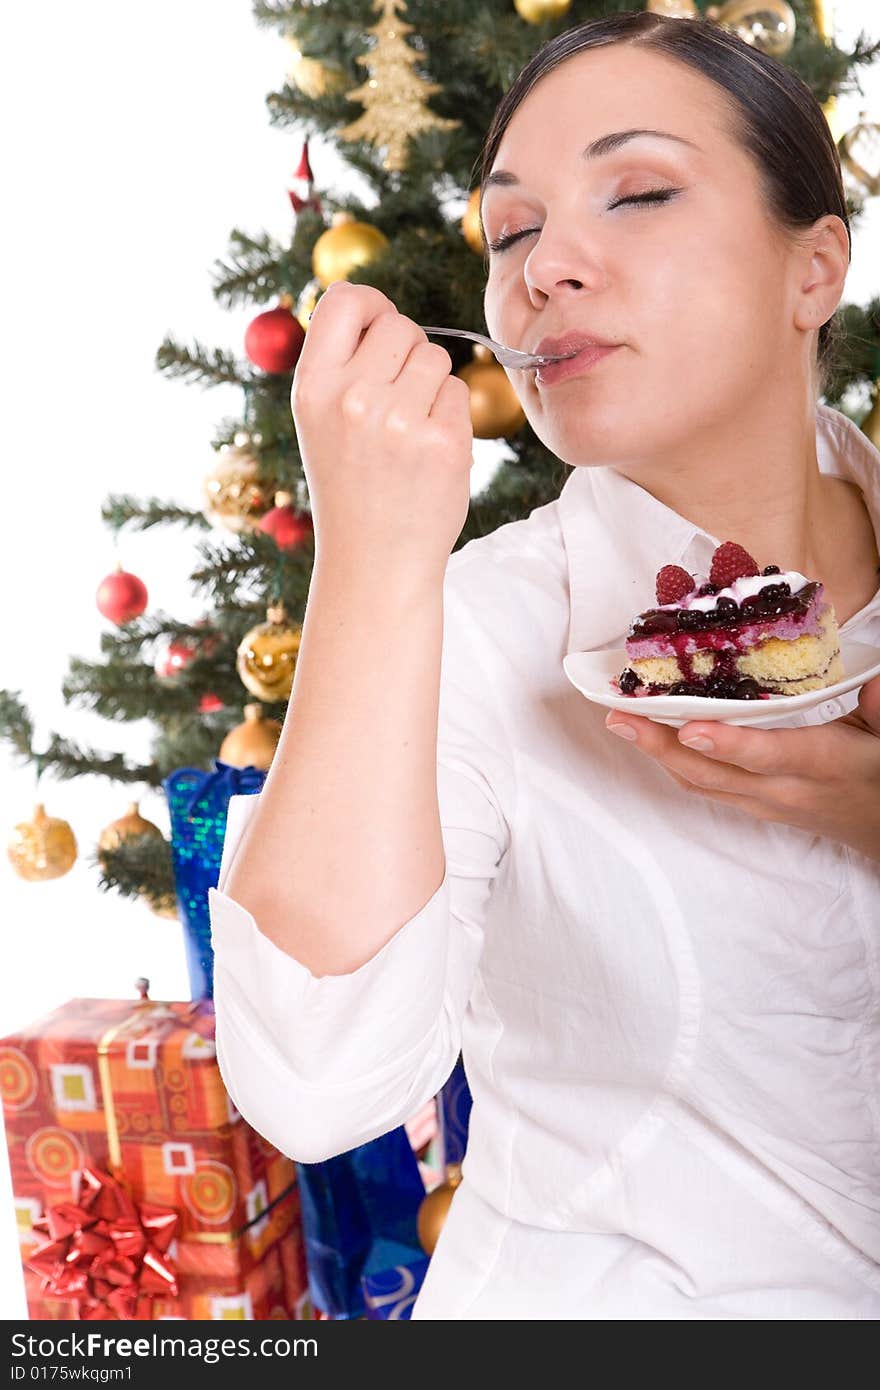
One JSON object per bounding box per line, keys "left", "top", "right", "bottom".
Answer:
{"left": 0, "top": 993, "right": 313, "bottom": 1320}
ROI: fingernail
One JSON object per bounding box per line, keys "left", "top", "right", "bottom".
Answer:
{"left": 607, "top": 722, "right": 637, "bottom": 742}
{"left": 680, "top": 735, "right": 715, "bottom": 752}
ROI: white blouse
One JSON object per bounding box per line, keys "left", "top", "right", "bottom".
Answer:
{"left": 209, "top": 403, "right": 880, "bottom": 1320}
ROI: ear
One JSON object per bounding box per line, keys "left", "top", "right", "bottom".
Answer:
{"left": 792, "top": 214, "right": 850, "bottom": 333}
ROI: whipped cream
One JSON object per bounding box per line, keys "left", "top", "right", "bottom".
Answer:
{"left": 658, "top": 570, "right": 810, "bottom": 614}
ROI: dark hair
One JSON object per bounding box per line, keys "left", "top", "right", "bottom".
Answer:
{"left": 477, "top": 10, "right": 850, "bottom": 396}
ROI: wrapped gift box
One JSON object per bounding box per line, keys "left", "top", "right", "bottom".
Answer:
{"left": 361, "top": 1255, "right": 430, "bottom": 1320}
{"left": 0, "top": 992, "right": 312, "bottom": 1319}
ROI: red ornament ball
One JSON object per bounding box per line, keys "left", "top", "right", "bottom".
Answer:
{"left": 96, "top": 566, "right": 148, "bottom": 624}
{"left": 199, "top": 693, "right": 225, "bottom": 713}
{"left": 154, "top": 639, "right": 197, "bottom": 680}
{"left": 244, "top": 300, "right": 305, "bottom": 374}
{"left": 257, "top": 493, "right": 314, "bottom": 551}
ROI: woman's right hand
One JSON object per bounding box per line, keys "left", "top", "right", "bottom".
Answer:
{"left": 291, "top": 282, "right": 474, "bottom": 580}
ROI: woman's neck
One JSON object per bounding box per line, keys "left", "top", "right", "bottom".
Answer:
{"left": 613, "top": 387, "right": 879, "bottom": 623}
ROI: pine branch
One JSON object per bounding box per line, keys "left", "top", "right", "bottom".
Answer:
{"left": 102, "top": 495, "right": 211, "bottom": 534}
{"left": 155, "top": 336, "right": 249, "bottom": 388}
{"left": 95, "top": 835, "right": 176, "bottom": 902}
{"left": 0, "top": 690, "right": 36, "bottom": 761}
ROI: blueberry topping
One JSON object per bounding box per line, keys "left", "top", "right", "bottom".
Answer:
{"left": 618, "top": 668, "right": 640, "bottom": 694}
{"left": 678, "top": 608, "right": 703, "bottom": 631}
{"left": 761, "top": 581, "right": 791, "bottom": 604}
{"left": 735, "top": 677, "right": 761, "bottom": 700}
{"left": 740, "top": 595, "right": 762, "bottom": 618}
{"left": 669, "top": 681, "right": 701, "bottom": 696}
{"left": 706, "top": 674, "right": 737, "bottom": 699}
{"left": 698, "top": 582, "right": 719, "bottom": 596}
{"left": 714, "top": 596, "right": 738, "bottom": 623}
{"left": 762, "top": 564, "right": 781, "bottom": 575}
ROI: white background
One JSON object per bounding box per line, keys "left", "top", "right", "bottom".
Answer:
{"left": 0, "top": 1, "right": 877, "bottom": 1318}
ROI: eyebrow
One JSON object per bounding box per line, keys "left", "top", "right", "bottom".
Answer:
{"left": 480, "top": 128, "right": 701, "bottom": 203}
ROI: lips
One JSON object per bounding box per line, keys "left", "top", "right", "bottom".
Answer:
{"left": 534, "top": 330, "right": 619, "bottom": 358}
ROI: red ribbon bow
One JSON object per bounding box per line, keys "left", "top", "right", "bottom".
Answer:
{"left": 26, "top": 1165, "right": 179, "bottom": 1320}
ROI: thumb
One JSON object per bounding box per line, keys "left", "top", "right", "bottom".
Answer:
{"left": 856, "top": 673, "right": 880, "bottom": 734}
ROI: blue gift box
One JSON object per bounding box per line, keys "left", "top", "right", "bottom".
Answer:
{"left": 361, "top": 1255, "right": 430, "bottom": 1320}
{"left": 163, "top": 760, "right": 265, "bottom": 999}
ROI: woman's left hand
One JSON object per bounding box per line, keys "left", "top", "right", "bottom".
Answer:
{"left": 605, "top": 674, "right": 880, "bottom": 862}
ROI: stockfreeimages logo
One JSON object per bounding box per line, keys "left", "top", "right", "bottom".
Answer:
{"left": 10, "top": 1333, "right": 318, "bottom": 1366}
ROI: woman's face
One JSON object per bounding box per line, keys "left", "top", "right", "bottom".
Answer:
{"left": 481, "top": 44, "right": 802, "bottom": 471}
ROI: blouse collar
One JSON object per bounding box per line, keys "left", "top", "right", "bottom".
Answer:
{"left": 556, "top": 403, "right": 880, "bottom": 656}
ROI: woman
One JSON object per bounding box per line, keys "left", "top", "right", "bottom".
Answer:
{"left": 208, "top": 11, "right": 880, "bottom": 1318}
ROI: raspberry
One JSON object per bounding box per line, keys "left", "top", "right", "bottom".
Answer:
{"left": 655, "top": 564, "right": 694, "bottom": 605}
{"left": 709, "top": 541, "right": 759, "bottom": 589}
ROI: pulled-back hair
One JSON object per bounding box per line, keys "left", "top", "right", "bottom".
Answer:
{"left": 477, "top": 10, "right": 850, "bottom": 396}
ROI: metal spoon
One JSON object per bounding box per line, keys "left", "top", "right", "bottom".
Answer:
{"left": 418, "top": 325, "right": 576, "bottom": 370}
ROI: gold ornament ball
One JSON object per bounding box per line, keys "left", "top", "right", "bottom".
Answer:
{"left": 417, "top": 1164, "right": 463, "bottom": 1256}
{"left": 710, "top": 1, "right": 796, "bottom": 58}
{"left": 838, "top": 114, "right": 880, "bottom": 199}
{"left": 236, "top": 604, "right": 302, "bottom": 703}
{"left": 461, "top": 188, "right": 485, "bottom": 256}
{"left": 98, "top": 801, "right": 164, "bottom": 854}
{"left": 148, "top": 892, "right": 179, "bottom": 921}
{"left": 203, "top": 445, "right": 274, "bottom": 534}
{"left": 312, "top": 212, "right": 390, "bottom": 290}
{"left": 284, "top": 39, "right": 348, "bottom": 99}
{"left": 457, "top": 346, "right": 527, "bottom": 440}
{"left": 646, "top": 0, "right": 698, "bottom": 15}
{"left": 219, "top": 704, "right": 283, "bottom": 771}
{"left": 513, "top": 0, "right": 572, "bottom": 22}
{"left": 8, "top": 804, "right": 77, "bottom": 882}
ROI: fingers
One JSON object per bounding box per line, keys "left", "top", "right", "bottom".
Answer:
{"left": 350, "top": 307, "right": 431, "bottom": 386}
{"left": 297, "top": 282, "right": 400, "bottom": 372}
{"left": 604, "top": 713, "right": 763, "bottom": 797}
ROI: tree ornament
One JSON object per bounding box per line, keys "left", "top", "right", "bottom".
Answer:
{"left": 98, "top": 801, "right": 163, "bottom": 854}
{"left": 811, "top": 0, "right": 834, "bottom": 42}
{"left": 416, "top": 1163, "right": 462, "bottom": 1255}
{"left": 284, "top": 38, "right": 348, "bottom": 99}
{"left": 311, "top": 211, "right": 390, "bottom": 290}
{"left": 97, "top": 802, "right": 176, "bottom": 919}
{"left": 154, "top": 622, "right": 218, "bottom": 681}
{"left": 154, "top": 638, "right": 197, "bottom": 681}
{"left": 839, "top": 113, "right": 880, "bottom": 199}
{"left": 295, "top": 277, "right": 323, "bottom": 331}
{"left": 257, "top": 491, "right": 314, "bottom": 551}
{"left": 337, "top": 0, "right": 460, "bottom": 173}
{"left": 219, "top": 703, "right": 283, "bottom": 771}
{"left": 8, "top": 803, "right": 77, "bottom": 882}
{"left": 646, "top": 0, "right": 698, "bottom": 15}
{"left": 96, "top": 563, "right": 148, "bottom": 625}
{"left": 288, "top": 138, "right": 323, "bottom": 219}
{"left": 244, "top": 296, "right": 306, "bottom": 374}
{"left": 236, "top": 602, "right": 301, "bottom": 702}
{"left": 514, "top": 0, "right": 572, "bottom": 21}
{"left": 461, "top": 188, "right": 485, "bottom": 255}
{"left": 203, "top": 442, "right": 274, "bottom": 533}
{"left": 705, "top": 2, "right": 796, "bottom": 58}
{"left": 457, "top": 345, "right": 527, "bottom": 439}
{"left": 199, "top": 692, "right": 225, "bottom": 713}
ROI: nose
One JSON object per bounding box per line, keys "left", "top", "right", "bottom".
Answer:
{"left": 523, "top": 223, "right": 607, "bottom": 307}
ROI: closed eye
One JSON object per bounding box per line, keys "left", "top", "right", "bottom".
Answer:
{"left": 486, "top": 187, "right": 683, "bottom": 254}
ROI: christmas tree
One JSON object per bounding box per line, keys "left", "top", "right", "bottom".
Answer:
{"left": 2, "top": 0, "right": 879, "bottom": 927}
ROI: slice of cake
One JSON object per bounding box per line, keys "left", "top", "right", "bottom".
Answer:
{"left": 616, "top": 541, "right": 843, "bottom": 700}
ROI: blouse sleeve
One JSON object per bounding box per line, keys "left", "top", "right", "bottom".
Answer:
{"left": 208, "top": 576, "right": 514, "bottom": 1163}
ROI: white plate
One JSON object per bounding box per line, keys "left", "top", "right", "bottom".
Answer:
{"left": 562, "top": 638, "right": 880, "bottom": 729}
